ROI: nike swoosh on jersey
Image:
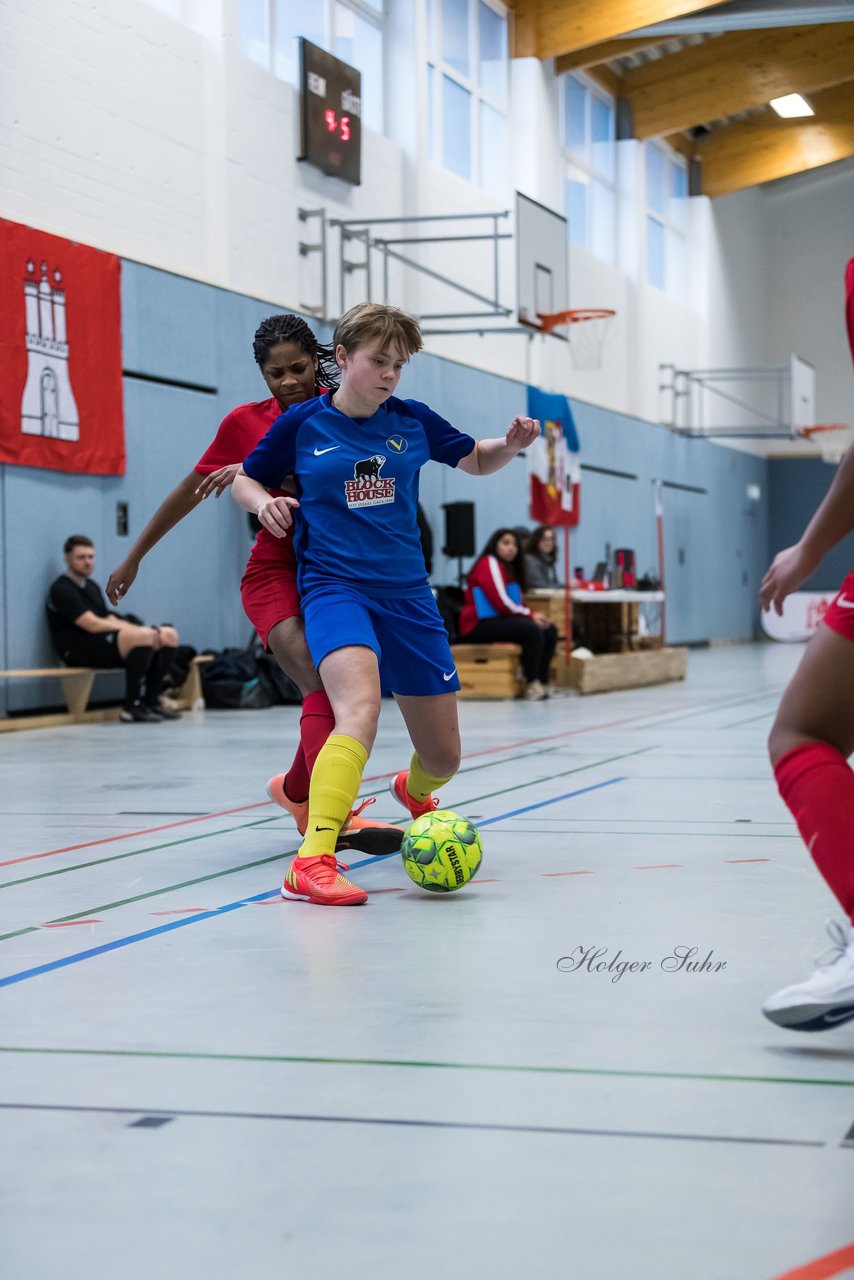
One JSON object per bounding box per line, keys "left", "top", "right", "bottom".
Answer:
{"left": 313, "top": 446, "right": 341, "bottom": 456}
{"left": 836, "top": 595, "right": 854, "bottom": 609}
{"left": 442, "top": 669, "right": 457, "bottom": 681}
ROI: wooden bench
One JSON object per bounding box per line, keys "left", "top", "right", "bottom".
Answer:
{"left": 171, "top": 653, "right": 213, "bottom": 711}
{"left": 0, "top": 655, "right": 214, "bottom": 731}
{"left": 451, "top": 643, "right": 524, "bottom": 700}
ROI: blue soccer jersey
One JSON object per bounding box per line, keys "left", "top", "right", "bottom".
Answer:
{"left": 243, "top": 393, "right": 475, "bottom": 597}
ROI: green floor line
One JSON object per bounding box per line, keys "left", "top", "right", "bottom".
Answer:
{"left": 0, "top": 814, "right": 287, "bottom": 894}
{"left": 1, "top": 742, "right": 560, "bottom": 898}
{"left": 0, "top": 1044, "right": 850, "bottom": 1090}
{"left": 459, "top": 746, "right": 655, "bottom": 808}
{"left": 0, "top": 745, "right": 651, "bottom": 943}
{"left": 0, "top": 847, "right": 300, "bottom": 944}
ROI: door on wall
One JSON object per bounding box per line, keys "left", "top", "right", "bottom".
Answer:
{"left": 661, "top": 484, "right": 710, "bottom": 645}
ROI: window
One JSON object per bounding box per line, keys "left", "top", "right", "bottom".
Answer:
{"left": 239, "top": 0, "right": 384, "bottom": 133}
{"left": 561, "top": 73, "right": 616, "bottom": 265}
{"left": 425, "top": 0, "right": 509, "bottom": 198}
{"left": 645, "top": 142, "right": 688, "bottom": 295}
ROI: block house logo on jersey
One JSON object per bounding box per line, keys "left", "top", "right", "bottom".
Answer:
{"left": 0, "top": 219, "right": 125, "bottom": 474}
{"left": 344, "top": 453, "right": 395, "bottom": 509}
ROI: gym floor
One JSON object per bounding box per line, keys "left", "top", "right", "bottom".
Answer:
{"left": 1, "top": 643, "right": 852, "bottom": 1280}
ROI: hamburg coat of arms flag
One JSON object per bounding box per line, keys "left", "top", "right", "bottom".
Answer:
{"left": 526, "top": 387, "right": 580, "bottom": 527}
{"left": 0, "top": 219, "right": 125, "bottom": 474}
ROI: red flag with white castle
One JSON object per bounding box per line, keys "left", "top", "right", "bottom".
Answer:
{"left": 0, "top": 219, "right": 125, "bottom": 474}
{"left": 526, "top": 387, "right": 580, "bottom": 526}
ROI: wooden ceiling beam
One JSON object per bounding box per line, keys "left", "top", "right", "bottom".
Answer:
{"left": 555, "top": 37, "right": 665, "bottom": 75}
{"left": 511, "top": 0, "right": 713, "bottom": 60}
{"left": 662, "top": 131, "right": 696, "bottom": 161}
{"left": 696, "top": 81, "right": 854, "bottom": 197}
{"left": 624, "top": 23, "right": 854, "bottom": 138}
{"left": 584, "top": 64, "right": 624, "bottom": 99}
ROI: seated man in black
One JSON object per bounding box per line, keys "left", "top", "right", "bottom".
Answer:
{"left": 46, "top": 535, "right": 181, "bottom": 722}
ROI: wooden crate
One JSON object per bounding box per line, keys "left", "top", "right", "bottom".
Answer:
{"left": 568, "top": 646, "right": 688, "bottom": 695}
{"left": 524, "top": 590, "right": 567, "bottom": 635}
{"left": 573, "top": 600, "right": 639, "bottom": 653}
{"left": 451, "top": 643, "right": 523, "bottom": 700}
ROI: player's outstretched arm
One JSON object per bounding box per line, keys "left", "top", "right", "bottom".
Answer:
{"left": 231, "top": 468, "right": 299, "bottom": 539}
{"left": 457, "top": 416, "right": 540, "bottom": 475}
{"left": 760, "top": 442, "right": 854, "bottom": 615}
{"left": 106, "top": 470, "right": 209, "bottom": 604}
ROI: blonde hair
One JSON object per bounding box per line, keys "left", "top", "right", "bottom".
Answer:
{"left": 333, "top": 303, "right": 423, "bottom": 358}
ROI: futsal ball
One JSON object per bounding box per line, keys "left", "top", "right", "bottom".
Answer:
{"left": 400, "top": 809, "right": 483, "bottom": 893}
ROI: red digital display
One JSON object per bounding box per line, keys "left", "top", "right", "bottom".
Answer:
{"left": 324, "top": 109, "right": 351, "bottom": 143}
{"left": 299, "top": 39, "right": 362, "bottom": 185}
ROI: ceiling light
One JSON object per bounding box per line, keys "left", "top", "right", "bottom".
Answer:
{"left": 769, "top": 94, "right": 814, "bottom": 118}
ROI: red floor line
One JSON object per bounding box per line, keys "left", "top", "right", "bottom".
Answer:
{"left": 7, "top": 690, "right": 770, "bottom": 868}
{"left": 769, "top": 1242, "right": 854, "bottom": 1280}
{"left": 149, "top": 909, "right": 208, "bottom": 916}
{"left": 0, "top": 800, "right": 272, "bottom": 870}
{"left": 41, "top": 920, "right": 102, "bottom": 928}
{"left": 131, "top": 858, "right": 770, "bottom": 917}
{"left": 542, "top": 871, "right": 594, "bottom": 877}
{"left": 362, "top": 711, "right": 666, "bottom": 781}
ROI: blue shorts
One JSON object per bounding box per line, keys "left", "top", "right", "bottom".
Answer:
{"left": 301, "top": 583, "right": 461, "bottom": 696}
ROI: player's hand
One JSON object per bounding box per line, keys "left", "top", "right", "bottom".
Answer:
{"left": 196, "top": 464, "right": 241, "bottom": 499}
{"left": 760, "top": 543, "right": 821, "bottom": 615}
{"left": 106, "top": 559, "right": 138, "bottom": 604}
{"left": 506, "top": 416, "right": 540, "bottom": 452}
{"left": 533, "top": 612, "right": 551, "bottom": 628}
{"left": 256, "top": 495, "right": 299, "bottom": 538}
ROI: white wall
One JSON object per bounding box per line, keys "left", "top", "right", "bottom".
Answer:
{"left": 696, "top": 159, "right": 854, "bottom": 456}
{"left": 2, "top": 0, "right": 849, "bottom": 449}
{"left": 765, "top": 159, "right": 854, "bottom": 436}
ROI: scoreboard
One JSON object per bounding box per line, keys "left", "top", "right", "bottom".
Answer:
{"left": 299, "top": 38, "right": 362, "bottom": 186}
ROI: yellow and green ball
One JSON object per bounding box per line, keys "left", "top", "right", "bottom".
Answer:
{"left": 401, "top": 809, "right": 483, "bottom": 893}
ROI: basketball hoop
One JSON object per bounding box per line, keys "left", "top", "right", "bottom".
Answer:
{"left": 537, "top": 308, "right": 616, "bottom": 371}
{"left": 797, "top": 423, "right": 853, "bottom": 464}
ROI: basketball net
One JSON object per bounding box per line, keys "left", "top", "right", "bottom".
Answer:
{"left": 537, "top": 309, "right": 616, "bottom": 371}
{"left": 798, "top": 423, "right": 853, "bottom": 464}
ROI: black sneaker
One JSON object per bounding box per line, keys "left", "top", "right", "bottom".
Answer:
{"left": 120, "top": 702, "right": 163, "bottom": 723}
{"left": 149, "top": 703, "right": 181, "bottom": 720}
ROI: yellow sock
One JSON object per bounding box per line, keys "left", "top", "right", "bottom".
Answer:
{"left": 298, "top": 734, "right": 369, "bottom": 859}
{"left": 406, "top": 752, "right": 455, "bottom": 804}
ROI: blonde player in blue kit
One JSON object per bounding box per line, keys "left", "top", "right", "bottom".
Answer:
{"left": 232, "top": 302, "right": 539, "bottom": 906}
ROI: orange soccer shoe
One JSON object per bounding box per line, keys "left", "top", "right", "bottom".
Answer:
{"left": 268, "top": 777, "right": 403, "bottom": 854}
{"left": 281, "top": 854, "right": 368, "bottom": 906}
{"left": 389, "top": 770, "right": 441, "bottom": 821}
{"left": 266, "top": 775, "right": 309, "bottom": 834}
{"left": 337, "top": 796, "right": 405, "bottom": 856}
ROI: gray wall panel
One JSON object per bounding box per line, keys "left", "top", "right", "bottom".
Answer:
{"left": 768, "top": 458, "right": 854, "bottom": 592}
{"left": 122, "top": 261, "right": 219, "bottom": 388}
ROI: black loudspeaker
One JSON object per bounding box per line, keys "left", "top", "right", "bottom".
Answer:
{"left": 442, "top": 502, "right": 475, "bottom": 559}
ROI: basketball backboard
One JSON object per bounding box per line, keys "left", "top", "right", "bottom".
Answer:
{"left": 660, "top": 353, "right": 819, "bottom": 439}
{"left": 516, "top": 193, "right": 568, "bottom": 332}
{"left": 789, "top": 355, "right": 816, "bottom": 433}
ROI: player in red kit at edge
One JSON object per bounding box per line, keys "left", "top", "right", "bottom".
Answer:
{"left": 760, "top": 256, "right": 854, "bottom": 1031}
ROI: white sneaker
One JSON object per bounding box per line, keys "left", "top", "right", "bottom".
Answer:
{"left": 525, "top": 679, "right": 547, "bottom": 701}
{"left": 762, "top": 921, "right": 854, "bottom": 1032}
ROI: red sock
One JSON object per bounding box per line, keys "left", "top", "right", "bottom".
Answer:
{"left": 775, "top": 742, "right": 854, "bottom": 924}
{"left": 283, "top": 689, "right": 335, "bottom": 802}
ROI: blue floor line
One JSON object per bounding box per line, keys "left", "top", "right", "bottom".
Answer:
{"left": 0, "top": 776, "right": 625, "bottom": 990}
